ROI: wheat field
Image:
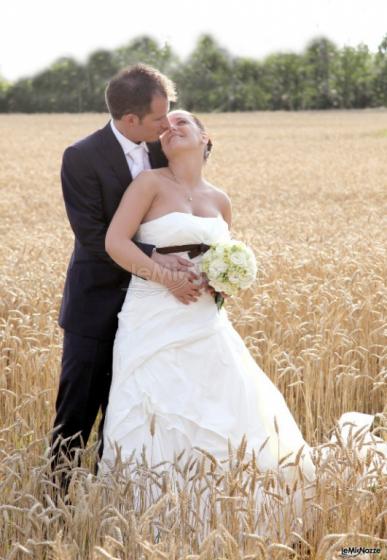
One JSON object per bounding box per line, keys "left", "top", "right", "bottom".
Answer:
{"left": 0, "top": 111, "right": 386, "bottom": 559}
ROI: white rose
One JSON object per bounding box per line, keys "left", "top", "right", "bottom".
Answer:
{"left": 230, "top": 252, "right": 247, "bottom": 266}
{"left": 209, "top": 259, "right": 228, "bottom": 278}
{"left": 228, "top": 273, "right": 241, "bottom": 284}
{"left": 211, "top": 280, "right": 225, "bottom": 292}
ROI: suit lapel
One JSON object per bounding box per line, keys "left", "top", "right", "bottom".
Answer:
{"left": 97, "top": 123, "right": 168, "bottom": 187}
{"left": 97, "top": 123, "right": 133, "bottom": 187}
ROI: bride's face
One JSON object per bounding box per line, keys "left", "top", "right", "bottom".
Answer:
{"left": 160, "top": 111, "right": 208, "bottom": 159}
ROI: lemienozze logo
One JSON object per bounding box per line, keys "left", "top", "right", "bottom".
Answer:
{"left": 340, "top": 546, "right": 381, "bottom": 557}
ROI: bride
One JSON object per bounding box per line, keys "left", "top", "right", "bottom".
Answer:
{"left": 100, "top": 110, "right": 386, "bottom": 503}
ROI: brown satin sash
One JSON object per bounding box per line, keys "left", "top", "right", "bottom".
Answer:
{"left": 156, "top": 243, "right": 211, "bottom": 259}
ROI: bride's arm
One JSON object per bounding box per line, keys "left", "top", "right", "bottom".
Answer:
{"left": 105, "top": 171, "right": 166, "bottom": 283}
{"left": 219, "top": 191, "right": 232, "bottom": 230}
{"left": 199, "top": 189, "right": 232, "bottom": 298}
{"left": 105, "top": 173, "right": 200, "bottom": 305}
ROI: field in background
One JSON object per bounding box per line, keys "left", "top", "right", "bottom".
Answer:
{"left": 0, "top": 112, "right": 386, "bottom": 558}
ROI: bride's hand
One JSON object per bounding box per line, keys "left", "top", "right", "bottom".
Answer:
{"left": 151, "top": 251, "right": 195, "bottom": 273}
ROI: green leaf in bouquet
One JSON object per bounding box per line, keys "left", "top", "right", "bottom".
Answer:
{"left": 215, "top": 292, "right": 224, "bottom": 310}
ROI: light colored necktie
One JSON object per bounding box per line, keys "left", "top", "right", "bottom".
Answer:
{"left": 129, "top": 143, "right": 150, "bottom": 178}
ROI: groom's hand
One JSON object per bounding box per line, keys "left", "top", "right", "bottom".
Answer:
{"left": 151, "top": 251, "right": 195, "bottom": 273}
{"left": 160, "top": 269, "right": 201, "bottom": 305}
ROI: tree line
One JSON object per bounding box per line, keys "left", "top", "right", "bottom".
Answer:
{"left": 1, "top": 34, "right": 387, "bottom": 113}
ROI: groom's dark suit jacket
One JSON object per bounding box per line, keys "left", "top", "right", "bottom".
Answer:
{"left": 58, "top": 123, "right": 168, "bottom": 340}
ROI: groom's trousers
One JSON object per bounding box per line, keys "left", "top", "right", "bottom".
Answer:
{"left": 51, "top": 330, "right": 114, "bottom": 477}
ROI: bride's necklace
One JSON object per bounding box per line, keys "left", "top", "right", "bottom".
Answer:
{"left": 169, "top": 168, "right": 195, "bottom": 202}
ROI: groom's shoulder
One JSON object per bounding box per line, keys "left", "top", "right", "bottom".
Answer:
{"left": 66, "top": 122, "right": 110, "bottom": 154}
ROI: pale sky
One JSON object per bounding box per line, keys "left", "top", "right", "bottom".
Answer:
{"left": 2, "top": 0, "right": 387, "bottom": 81}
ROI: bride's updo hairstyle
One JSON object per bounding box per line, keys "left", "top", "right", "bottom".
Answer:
{"left": 190, "top": 113, "right": 213, "bottom": 162}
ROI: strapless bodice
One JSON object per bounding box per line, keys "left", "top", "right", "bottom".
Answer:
{"left": 134, "top": 211, "right": 230, "bottom": 247}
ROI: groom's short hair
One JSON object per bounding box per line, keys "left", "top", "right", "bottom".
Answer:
{"left": 105, "top": 64, "right": 176, "bottom": 120}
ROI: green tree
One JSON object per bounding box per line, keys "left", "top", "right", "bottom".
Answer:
{"left": 5, "top": 78, "right": 35, "bottom": 112}
{"left": 0, "top": 75, "right": 10, "bottom": 112}
{"left": 31, "top": 57, "right": 87, "bottom": 112}
{"left": 335, "top": 44, "right": 374, "bottom": 108}
{"left": 114, "top": 36, "right": 178, "bottom": 74}
{"left": 263, "top": 52, "right": 306, "bottom": 110}
{"left": 229, "top": 58, "right": 269, "bottom": 110}
{"left": 174, "top": 34, "right": 233, "bottom": 111}
{"left": 374, "top": 34, "right": 387, "bottom": 106}
{"left": 303, "top": 37, "right": 339, "bottom": 108}
{"left": 86, "top": 50, "right": 119, "bottom": 111}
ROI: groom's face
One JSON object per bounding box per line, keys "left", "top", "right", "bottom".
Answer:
{"left": 130, "top": 95, "right": 170, "bottom": 142}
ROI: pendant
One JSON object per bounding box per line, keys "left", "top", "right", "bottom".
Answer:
{"left": 188, "top": 195, "right": 193, "bottom": 201}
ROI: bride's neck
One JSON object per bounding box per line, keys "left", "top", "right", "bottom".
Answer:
{"left": 168, "top": 153, "right": 203, "bottom": 187}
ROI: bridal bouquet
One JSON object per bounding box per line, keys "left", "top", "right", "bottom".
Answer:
{"left": 200, "top": 240, "right": 257, "bottom": 309}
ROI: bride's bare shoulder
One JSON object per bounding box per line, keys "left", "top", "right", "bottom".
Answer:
{"left": 205, "top": 181, "right": 232, "bottom": 225}
{"left": 205, "top": 181, "right": 231, "bottom": 210}
{"left": 132, "top": 168, "right": 169, "bottom": 194}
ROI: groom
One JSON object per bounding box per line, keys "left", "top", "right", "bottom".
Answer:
{"left": 51, "top": 64, "right": 200, "bottom": 479}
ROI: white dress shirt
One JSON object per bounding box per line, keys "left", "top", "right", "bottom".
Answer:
{"left": 110, "top": 120, "right": 151, "bottom": 178}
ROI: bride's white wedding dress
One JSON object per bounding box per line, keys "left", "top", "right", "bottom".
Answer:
{"left": 100, "top": 212, "right": 386, "bottom": 495}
